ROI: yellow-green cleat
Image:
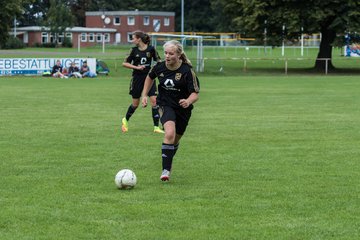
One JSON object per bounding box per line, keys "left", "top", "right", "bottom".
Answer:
{"left": 121, "top": 117, "right": 128, "bottom": 133}
{"left": 153, "top": 126, "right": 164, "bottom": 133}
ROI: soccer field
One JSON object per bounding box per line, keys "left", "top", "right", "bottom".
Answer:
{"left": 1, "top": 74, "right": 359, "bottom": 239}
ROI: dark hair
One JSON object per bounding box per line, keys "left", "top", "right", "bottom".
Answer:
{"left": 132, "top": 30, "right": 150, "bottom": 45}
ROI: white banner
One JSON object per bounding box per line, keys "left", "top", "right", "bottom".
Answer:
{"left": 0, "top": 58, "right": 96, "bottom": 76}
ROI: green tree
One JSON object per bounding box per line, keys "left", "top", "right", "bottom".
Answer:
{"left": 69, "top": 0, "right": 92, "bottom": 26}
{"left": 21, "top": 0, "right": 50, "bottom": 26}
{"left": 0, "top": 0, "right": 33, "bottom": 48}
{"left": 212, "top": 0, "right": 360, "bottom": 71}
{"left": 45, "top": 0, "right": 74, "bottom": 44}
{"left": 185, "top": 0, "right": 216, "bottom": 32}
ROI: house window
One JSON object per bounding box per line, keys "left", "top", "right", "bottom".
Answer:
{"left": 96, "top": 33, "right": 102, "bottom": 42}
{"left": 49, "top": 33, "right": 55, "bottom": 43}
{"left": 58, "top": 33, "right": 64, "bottom": 44}
{"left": 41, "top": 32, "right": 48, "bottom": 43}
{"left": 81, "top": 33, "right": 87, "bottom": 42}
{"left": 127, "top": 32, "right": 133, "bottom": 42}
{"left": 143, "top": 16, "right": 150, "bottom": 26}
{"left": 89, "top": 33, "right": 95, "bottom": 42}
{"left": 164, "top": 17, "right": 170, "bottom": 26}
{"left": 66, "top": 32, "right": 72, "bottom": 41}
{"left": 115, "top": 33, "right": 121, "bottom": 43}
{"left": 114, "top": 16, "right": 121, "bottom": 25}
{"left": 127, "top": 16, "right": 135, "bottom": 25}
{"left": 104, "top": 33, "right": 110, "bottom": 42}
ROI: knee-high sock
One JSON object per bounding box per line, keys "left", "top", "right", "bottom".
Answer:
{"left": 162, "top": 143, "right": 174, "bottom": 171}
{"left": 152, "top": 106, "right": 160, "bottom": 127}
{"left": 125, "top": 105, "right": 136, "bottom": 121}
{"left": 174, "top": 143, "right": 179, "bottom": 157}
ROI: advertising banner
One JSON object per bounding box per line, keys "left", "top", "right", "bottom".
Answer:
{"left": 0, "top": 58, "right": 96, "bottom": 76}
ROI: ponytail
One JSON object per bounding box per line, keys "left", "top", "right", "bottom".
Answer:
{"left": 132, "top": 30, "right": 150, "bottom": 45}
{"left": 180, "top": 52, "right": 192, "bottom": 66}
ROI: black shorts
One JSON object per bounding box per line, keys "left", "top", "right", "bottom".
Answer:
{"left": 129, "top": 75, "right": 157, "bottom": 98}
{"left": 159, "top": 105, "right": 192, "bottom": 135}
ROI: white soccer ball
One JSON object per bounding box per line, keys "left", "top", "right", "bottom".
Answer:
{"left": 115, "top": 169, "right": 137, "bottom": 189}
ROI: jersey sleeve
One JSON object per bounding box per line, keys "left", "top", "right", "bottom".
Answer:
{"left": 148, "top": 62, "right": 159, "bottom": 80}
{"left": 124, "top": 48, "right": 135, "bottom": 63}
{"left": 186, "top": 68, "right": 200, "bottom": 93}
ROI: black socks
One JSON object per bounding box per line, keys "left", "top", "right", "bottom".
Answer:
{"left": 125, "top": 104, "right": 137, "bottom": 121}
{"left": 152, "top": 106, "right": 160, "bottom": 127}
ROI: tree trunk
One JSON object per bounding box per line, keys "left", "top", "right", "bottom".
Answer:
{"left": 314, "top": 26, "right": 336, "bottom": 71}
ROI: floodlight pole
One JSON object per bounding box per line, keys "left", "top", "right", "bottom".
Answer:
{"left": 102, "top": 34, "right": 105, "bottom": 54}
{"left": 264, "top": 20, "right": 267, "bottom": 55}
{"left": 301, "top": 27, "right": 304, "bottom": 57}
{"left": 282, "top": 24, "right": 285, "bottom": 56}
{"left": 14, "top": 16, "right": 17, "bottom": 36}
{"left": 181, "top": 0, "right": 184, "bottom": 35}
{"left": 78, "top": 34, "right": 80, "bottom": 53}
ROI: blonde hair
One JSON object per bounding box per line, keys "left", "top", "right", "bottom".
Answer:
{"left": 163, "top": 40, "right": 192, "bottom": 66}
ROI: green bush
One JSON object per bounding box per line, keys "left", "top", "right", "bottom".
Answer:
{"left": 62, "top": 37, "right": 73, "bottom": 48}
{"left": 3, "top": 36, "right": 25, "bottom": 49}
{"left": 41, "top": 42, "right": 57, "bottom": 48}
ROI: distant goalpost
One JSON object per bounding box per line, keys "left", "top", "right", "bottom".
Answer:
{"left": 77, "top": 33, "right": 108, "bottom": 54}
{"left": 150, "top": 33, "right": 204, "bottom": 72}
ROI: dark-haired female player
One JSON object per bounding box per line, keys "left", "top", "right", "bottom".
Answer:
{"left": 141, "top": 40, "right": 200, "bottom": 181}
{"left": 121, "top": 31, "right": 164, "bottom": 133}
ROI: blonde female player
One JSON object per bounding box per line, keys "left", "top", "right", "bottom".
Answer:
{"left": 141, "top": 40, "right": 200, "bottom": 181}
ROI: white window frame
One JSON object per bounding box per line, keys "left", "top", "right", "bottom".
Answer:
{"left": 57, "top": 33, "right": 64, "bottom": 44}
{"left": 41, "top": 32, "right": 49, "bottom": 43}
{"left": 50, "top": 33, "right": 55, "bottom": 43}
{"left": 115, "top": 33, "right": 121, "bottom": 43}
{"left": 127, "top": 32, "right": 133, "bottom": 42}
{"left": 127, "top": 16, "right": 135, "bottom": 25}
{"left": 96, "top": 33, "right": 103, "bottom": 42}
{"left": 104, "top": 33, "right": 110, "bottom": 42}
{"left": 164, "top": 17, "right": 170, "bottom": 26}
{"left": 143, "top": 16, "right": 150, "bottom": 26}
{"left": 66, "top": 32, "right": 72, "bottom": 41}
{"left": 81, "top": 33, "right": 87, "bottom": 42}
{"left": 89, "top": 33, "right": 95, "bottom": 42}
{"left": 114, "top": 16, "right": 121, "bottom": 25}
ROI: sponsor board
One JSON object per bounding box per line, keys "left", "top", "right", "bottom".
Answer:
{"left": 0, "top": 58, "right": 96, "bottom": 76}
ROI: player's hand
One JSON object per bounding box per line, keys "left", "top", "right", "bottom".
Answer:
{"left": 138, "top": 65, "right": 145, "bottom": 70}
{"left": 179, "top": 99, "right": 190, "bottom": 108}
{"left": 142, "top": 96, "right": 148, "bottom": 108}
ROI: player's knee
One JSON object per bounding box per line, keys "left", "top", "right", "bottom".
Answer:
{"left": 132, "top": 103, "right": 139, "bottom": 109}
{"left": 149, "top": 98, "right": 157, "bottom": 107}
{"left": 164, "top": 130, "right": 176, "bottom": 143}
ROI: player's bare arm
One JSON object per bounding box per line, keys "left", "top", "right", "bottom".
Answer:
{"left": 141, "top": 76, "right": 154, "bottom": 107}
{"left": 179, "top": 92, "right": 199, "bottom": 108}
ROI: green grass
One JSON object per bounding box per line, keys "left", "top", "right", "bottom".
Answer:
{"left": 2, "top": 45, "right": 360, "bottom": 76}
{"left": 1, "top": 74, "right": 360, "bottom": 239}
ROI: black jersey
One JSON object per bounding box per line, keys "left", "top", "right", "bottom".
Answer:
{"left": 125, "top": 45, "right": 160, "bottom": 76}
{"left": 148, "top": 62, "right": 200, "bottom": 109}
{"left": 51, "top": 65, "right": 62, "bottom": 75}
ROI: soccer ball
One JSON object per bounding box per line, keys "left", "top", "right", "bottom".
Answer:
{"left": 115, "top": 169, "right": 137, "bottom": 189}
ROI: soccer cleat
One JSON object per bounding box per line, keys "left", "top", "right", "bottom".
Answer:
{"left": 153, "top": 126, "right": 164, "bottom": 133}
{"left": 160, "top": 169, "right": 171, "bottom": 181}
{"left": 121, "top": 117, "right": 128, "bottom": 133}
